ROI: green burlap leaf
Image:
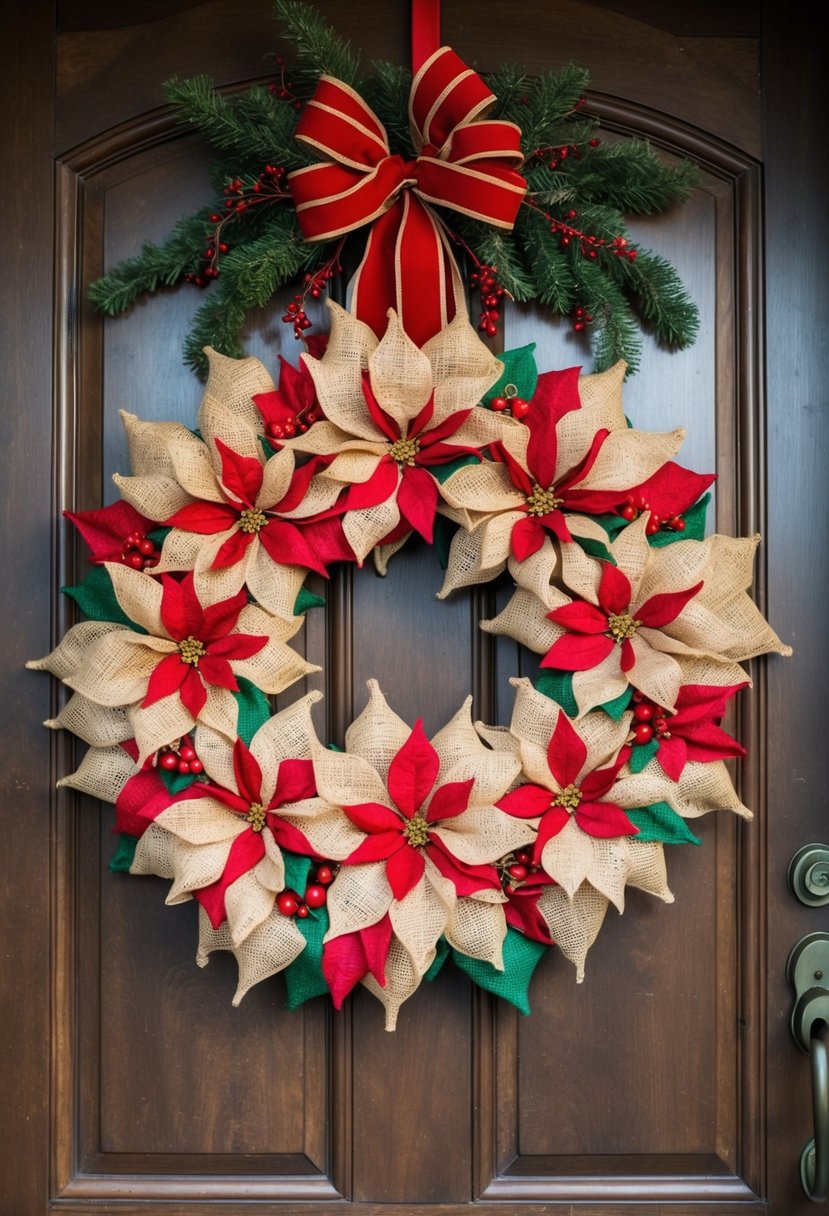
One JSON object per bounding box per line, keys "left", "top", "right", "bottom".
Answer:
{"left": 434, "top": 514, "right": 458, "bottom": 570}
{"left": 590, "top": 511, "right": 628, "bottom": 541}
{"left": 575, "top": 534, "right": 616, "bottom": 565}
{"left": 535, "top": 670, "right": 578, "bottom": 717}
{"left": 233, "top": 678, "right": 272, "bottom": 745}
{"left": 294, "top": 585, "right": 325, "bottom": 613}
{"left": 109, "top": 832, "right": 138, "bottom": 873}
{"left": 432, "top": 453, "right": 481, "bottom": 484}
{"left": 628, "top": 738, "right": 659, "bottom": 773}
{"left": 281, "top": 850, "right": 330, "bottom": 1008}
{"left": 62, "top": 565, "right": 146, "bottom": 632}
{"left": 599, "top": 686, "right": 632, "bottom": 720}
{"left": 649, "top": 492, "right": 711, "bottom": 547}
{"left": 147, "top": 527, "right": 171, "bottom": 547}
{"left": 482, "top": 342, "right": 538, "bottom": 406}
{"left": 159, "top": 765, "right": 204, "bottom": 795}
{"left": 451, "top": 927, "right": 547, "bottom": 1014}
{"left": 424, "top": 935, "right": 451, "bottom": 981}
{"left": 626, "top": 801, "right": 701, "bottom": 845}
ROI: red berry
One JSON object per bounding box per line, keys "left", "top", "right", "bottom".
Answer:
{"left": 315, "top": 865, "right": 334, "bottom": 885}
{"left": 514, "top": 850, "right": 532, "bottom": 866}
{"left": 126, "top": 552, "right": 144, "bottom": 569}
{"left": 177, "top": 761, "right": 191, "bottom": 774}
{"left": 633, "top": 702, "right": 655, "bottom": 722}
{"left": 189, "top": 758, "right": 204, "bottom": 774}
{"left": 673, "top": 518, "right": 686, "bottom": 531}
{"left": 159, "top": 751, "right": 179, "bottom": 771}
{"left": 277, "top": 891, "right": 299, "bottom": 917}
{"left": 296, "top": 904, "right": 310, "bottom": 919}
{"left": 510, "top": 398, "right": 530, "bottom": 419}
{"left": 138, "top": 538, "right": 155, "bottom": 556}
{"left": 507, "top": 863, "right": 529, "bottom": 882}
{"left": 620, "top": 504, "right": 637, "bottom": 521}
{"left": 632, "top": 690, "right": 644, "bottom": 702}
{"left": 633, "top": 722, "right": 654, "bottom": 745}
{"left": 304, "top": 884, "right": 327, "bottom": 908}
{"left": 179, "top": 744, "right": 196, "bottom": 761}
{"left": 490, "top": 396, "right": 508, "bottom": 412}
{"left": 653, "top": 717, "right": 669, "bottom": 734}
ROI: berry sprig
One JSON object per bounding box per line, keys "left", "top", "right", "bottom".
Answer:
{"left": 276, "top": 862, "right": 337, "bottom": 918}
{"left": 629, "top": 690, "right": 672, "bottom": 746}
{"left": 184, "top": 165, "right": 291, "bottom": 288}
{"left": 281, "top": 245, "right": 343, "bottom": 339}
{"left": 498, "top": 848, "right": 543, "bottom": 894}
{"left": 489, "top": 383, "right": 530, "bottom": 420}
{"left": 157, "top": 735, "right": 204, "bottom": 775}
{"left": 524, "top": 198, "right": 639, "bottom": 267}
{"left": 618, "top": 495, "right": 687, "bottom": 536}
{"left": 468, "top": 263, "right": 508, "bottom": 336}
{"left": 263, "top": 403, "right": 322, "bottom": 443}
{"left": 120, "top": 530, "right": 161, "bottom": 571}
{"left": 267, "top": 53, "right": 303, "bottom": 109}
{"left": 527, "top": 133, "right": 600, "bottom": 170}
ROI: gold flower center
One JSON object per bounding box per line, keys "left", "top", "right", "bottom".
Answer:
{"left": 388, "top": 437, "right": 421, "bottom": 466}
{"left": 178, "top": 635, "right": 206, "bottom": 665}
{"left": 607, "top": 612, "right": 640, "bottom": 643}
{"left": 246, "top": 802, "right": 267, "bottom": 832}
{"left": 239, "top": 507, "right": 267, "bottom": 534}
{"left": 403, "top": 814, "right": 430, "bottom": 847}
{"left": 552, "top": 783, "right": 583, "bottom": 812}
{"left": 525, "top": 484, "right": 563, "bottom": 516}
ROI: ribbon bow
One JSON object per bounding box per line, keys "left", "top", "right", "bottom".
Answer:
{"left": 289, "top": 47, "right": 527, "bottom": 347}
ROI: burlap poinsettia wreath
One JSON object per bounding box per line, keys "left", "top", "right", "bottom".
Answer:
{"left": 28, "top": 17, "right": 791, "bottom": 1029}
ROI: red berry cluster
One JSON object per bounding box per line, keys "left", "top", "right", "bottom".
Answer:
{"left": 499, "top": 848, "right": 542, "bottom": 895}
{"left": 264, "top": 405, "right": 321, "bottom": 444}
{"left": 282, "top": 263, "right": 339, "bottom": 339}
{"left": 267, "top": 55, "right": 302, "bottom": 110}
{"left": 469, "top": 264, "right": 506, "bottom": 336}
{"left": 276, "top": 863, "right": 337, "bottom": 919}
{"left": 630, "top": 690, "right": 672, "bottom": 746}
{"left": 157, "top": 735, "right": 203, "bottom": 775}
{"left": 547, "top": 208, "right": 638, "bottom": 264}
{"left": 531, "top": 134, "right": 600, "bottom": 171}
{"left": 489, "top": 386, "right": 530, "bottom": 420}
{"left": 618, "top": 494, "right": 686, "bottom": 536}
{"left": 120, "top": 531, "right": 160, "bottom": 571}
{"left": 572, "top": 303, "right": 593, "bottom": 333}
{"left": 184, "top": 165, "right": 289, "bottom": 288}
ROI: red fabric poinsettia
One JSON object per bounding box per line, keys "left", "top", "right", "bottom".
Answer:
{"left": 340, "top": 720, "right": 501, "bottom": 898}
{"left": 252, "top": 352, "right": 326, "bottom": 442}
{"left": 322, "top": 915, "right": 395, "bottom": 1007}
{"left": 65, "top": 500, "right": 160, "bottom": 563}
{"left": 502, "top": 866, "right": 557, "bottom": 944}
{"left": 632, "top": 682, "right": 748, "bottom": 781}
{"left": 143, "top": 574, "right": 267, "bottom": 717}
{"left": 605, "top": 461, "right": 716, "bottom": 525}
{"left": 166, "top": 439, "right": 348, "bottom": 574}
{"left": 544, "top": 559, "right": 703, "bottom": 674}
{"left": 498, "top": 711, "right": 636, "bottom": 864}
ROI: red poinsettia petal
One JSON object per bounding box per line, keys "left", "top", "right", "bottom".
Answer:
{"left": 386, "top": 843, "right": 426, "bottom": 900}
{"left": 300, "top": 516, "right": 357, "bottom": 567}
{"left": 211, "top": 528, "right": 254, "bottom": 570}
{"left": 115, "top": 767, "right": 169, "bottom": 836}
{"left": 497, "top": 783, "right": 553, "bottom": 819}
{"left": 425, "top": 778, "right": 474, "bottom": 823}
{"left": 361, "top": 373, "right": 399, "bottom": 441}
{"left": 194, "top": 829, "right": 266, "bottom": 929}
{"left": 416, "top": 440, "right": 481, "bottom": 465}
{"left": 206, "top": 632, "right": 267, "bottom": 662}
{"left": 419, "top": 406, "right": 473, "bottom": 447}
{"left": 673, "top": 681, "right": 748, "bottom": 727}
{"left": 532, "top": 365, "right": 582, "bottom": 426}
{"left": 272, "top": 455, "right": 327, "bottom": 513}
{"left": 531, "top": 806, "right": 570, "bottom": 865}
{"left": 575, "top": 801, "right": 638, "bottom": 839}
{"left": 272, "top": 758, "right": 317, "bottom": 806}
{"left": 65, "top": 501, "right": 157, "bottom": 561}
{"left": 426, "top": 836, "right": 500, "bottom": 895}
{"left": 142, "top": 652, "right": 188, "bottom": 708}
{"left": 322, "top": 932, "right": 370, "bottom": 1008}
{"left": 266, "top": 816, "right": 320, "bottom": 857}
{"left": 621, "top": 637, "right": 636, "bottom": 672}
{"left": 346, "top": 831, "right": 405, "bottom": 864}
{"left": 542, "top": 510, "right": 573, "bottom": 544}
{"left": 167, "top": 501, "right": 240, "bottom": 535}
{"left": 214, "top": 437, "right": 264, "bottom": 508}
{"left": 232, "top": 737, "right": 263, "bottom": 805}
{"left": 547, "top": 709, "right": 587, "bottom": 789}
{"left": 525, "top": 375, "right": 572, "bottom": 489}
{"left": 159, "top": 572, "right": 203, "bottom": 640}
{"left": 505, "top": 891, "right": 555, "bottom": 945}
{"left": 194, "top": 655, "right": 238, "bottom": 692}
{"left": 346, "top": 459, "right": 400, "bottom": 512}
{"left": 179, "top": 665, "right": 208, "bottom": 717}
{"left": 492, "top": 440, "right": 533, "bottom": 496}
{"left": 655, "top": 733, "right": 689, "bottom": 781}
{"left": 627, "top": 462, "right": 717, "bottom": 518}
{"left": 199, "top": 585, "right": 248, "bottom": 641}
{"left": 407, "top": 391, "right": 436, "bottom": 438}
{"left": 511, "top": 516, "right": 545, "bottom": 562}
{"left": 681, "top": 721, "right": 746, "bottom": 763}
{"left": 388, "top": 720, "right": 440, "bottom": 817}
{"left": 636, "top": 581, "right": 704, "bottom": 628}
{"left": 397, "top": 466, "right": 439, "bottom": 543}
{"left": 542, "top": 632, "right": 616, "bottom": 672}
{"left": 194, "top": 782, "right": 249, "bottom": 815}
{"left": 280, "top": 355, "right": 317, "bottom": 411}
{"left": 258, "top": 518, "right": 328, "bottom": 575}
{"left": 360, "top": 915, "right": 394, "bottom": 987}
{"left": 549, "top": 601, "right": 609, "bottom": 635}
{"left": 556, "top": 427, "right": 611, "bottom": 496}
{"left": 342, "top": 801, "right": 403, "bottom": 835}
{"left": 598, "top": 561, "right": 632, "bottom": 615}
{"left": 579, "top": 755, "right": 626, "bottom": 801}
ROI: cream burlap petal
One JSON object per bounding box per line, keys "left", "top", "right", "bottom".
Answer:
{"left": 282, "top": 471, "right": 346, "bottom": 520}
{"left": 361, "top": 934, "right": 426, "bottom": 1031}
{"left": 570, "top": 648, "right": 630, "bottom": 718}
{"left": 120, "top": 411, "right": 191, "bottom": 479}
{"left": 57, "top": 742, "right": 138, "bottom": 804}
{"left": 190, "top": 723, "right": 238, "bottom": 794}
{"left": 154, "top": 796, "right": 245, "bottom": 845}
{"left": 566, "top": 514, "right": 615, "bottom": 547}
{"left": 258, "top": 446, "right": 297, "bottom": 508}
{"left": 368, "top": 311, "right": 433, "bottom": 431}
{"left": 224, "top": 867, "right": 280, "bottom": 947}
{"left": 373, "top": 533, "right": 411, "bottom": 574}
{"left": 672, "top": 759, "right": 752, "bottom": 819}
{"left": 129, "top": 690, "right": 199, "bottom": 762}
{"left": 507, "top": 676, "right": 561, "bottom": 751}
{"left": 539, "top": 818, "right": 596, "bottom": 898}
{"left": 45, "top": 693, "right": 131, "bottom": 746}
{"left": 624, "top": 840, "right": 673, "bottom": 901}
{"left": 612, "top": 766, "right": 686, "bottom": 813}
{"left": 107, "top": 561, "right": 165, "bottom": 636}
{"left": 573, "top": 427, "right": 684, "bottom": 494}
{"left": 508, "top": 538, "right": 560, "bottom": 605}
{"left": 302, "top": 309, "right": 379, "bottom": 441}
{"left": 131, "top": 822, "right": 177, "bottom": 880}
{"left": 280, "top": 419, "right": 358, "bottom": 458}
{"left": 345, "top": 680, "right": 412, "bottom": 782}
{"left": 248, "top": 691, "right": 322, "bottom": 788}
{"left": 389, "top": 862, "right": 454, "bottom": 975}
{"left": 434, "top": 805, "right": 534, "bottom": 865}
{"left": 231, "top": 614, "right": 317, "bottom": 694}
{"left": 437, "top": 524, "right": 507, "bottom": 600}
{"left": 555, "top": 362, "right": 626, "bottom": 474}
{"left": 423, "top": 308, "right": 503, "bottom": 424}
{"left": 446, "top": 897, "right": 507, "bottom": 968}
{"left": 245, "top": 549, "right": 309, "bottom": 623}
{"left": 451, "top": 407, "right": 528, "bottom": 462}
{"left": 311, "top": 739, "right": 393, "bottom": 810}
{"left": 324, "top": 862, "right": 392, "bottom": 938}
{"left": 27, "top": 619, "right": 121, "bottom": 680}
{"left": 282, "top": 801, "right": 366, "bottom": 860}
{"left": 558, "top": 541, "right": 603, "bottom": 605}
{"left": 538, "top": 882, "right": 609, "bottom": 981}
{"left": 113, "top": 472, "right": 195, "bottom": 522}
{"left": 428, "top": 695, "right": 484, "bottom": 774}
{"left": 188, "top": 529, "right": 252, "bottom": 605}
{"left": 344, "top": 496, "right": 402, "bottom": 564}
{"left": 626, "top": 636, "right": 682, "bottom": 710}
{"left": 473, "top": 721, "right": 521, "bottom": 758}
{"left": 576, "top": 836, "right": 641, "bottom": 912}
{"left": 165, "top": 837, "right": 234, "bottom": 903}
{"left": 481, "top": 587, "right": 564, "bottom": 654}
{"left": 321, "top": 447, "right": 387, "bottom": 486}
{"left": 199, "top": 391, "right": 262, "bottom": 464}
{"left": 201, "top": 346, "right": 276, "bottom": 434}
{"left": 66, "top": 631, "right": 173, "bottom": 708}
{"left": 431, "top": 703, "right": 521, "bottom": 798}
{"left": 152, "top": 527, "right": 212, "bottom": 576}
{"left": 168, "top": 433, "right": 226, "bottom": 503}
{"left": 196, "top": 905, "right": 306, "bottom": 1006}
{"left": 192, "top": 684, "right": 241, "bottom": 744}
{"left": 438, "top": 460, "right": 524, "bottom": 513}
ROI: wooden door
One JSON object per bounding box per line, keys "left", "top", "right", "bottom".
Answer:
{"left": 3, "top": 1, "right": 828, "bottom": 1212}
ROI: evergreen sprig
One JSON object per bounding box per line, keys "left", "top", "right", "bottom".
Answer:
{"left": 88, "top": 1, "right": 702, "bottom": 376}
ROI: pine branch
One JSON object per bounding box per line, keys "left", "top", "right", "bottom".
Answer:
{"left": 362, "top": 61, "right": 414, "bottom": 156}
{"left": 88, "top": 207, "right": 216, "bottom": 315}
{"left": 609, "top": 248, "right": 700, "bottom": 348}
{"left": 514, "top": 64, "right": 591, "bottom": 156}
{"left": 569, "top": 140, "right": 700, "bottom": 214}
{"left": 163, "top": 77, "right": 299, "bottom": 170}
{"left": 515, "top": 206, "right": 576, "bottom": 313}
{"left": 573, "top": 259, "right": 641, "bottom": 372}
{"left": 457, "top": 220, "right": 535, "bottom": 303}
{"left": 484, "top": 65, "right": 533, "bottom": 124}
{"left": 183, "top": 286, "right": 249, "bottom": 375}
{"left": 274, "top": 0, "right": 361, "bottom": 91}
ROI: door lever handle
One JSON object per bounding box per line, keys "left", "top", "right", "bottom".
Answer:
{"left": 788, "top": 933, "right": 829, "bottom": 1202}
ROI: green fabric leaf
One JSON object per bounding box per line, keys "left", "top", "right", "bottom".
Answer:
{"left": 431, "top": 453, "right": 480, "bottom": 484}
{"left": 433, "top": 514, "right": 457, "bottom": 571}
{"left": 600, "top": 686, "right": 632, "bottom": 720}
{"left": 281, "top": 850, "right": 330, "bottom": 1008}
{"left": 626, "top": 801, "right": 701, "bottom": 845}
{"left": 575, "top": 534, "right": 616, "bottom": 565}
{"left": 294, "top": 585, "right": 325, "bottom": 613}
{"left": 628, "top": 738, "right": 659, "bottom": 773}
{"left": 589, "top": 511, "right": 628, "bottom": 541}
{"left": 147, "top": 527, "right": 171, "bottom": 547}
{"left": 483, "top": 343, "right": 538, "bottom": 405}
{"left": 424, "top": 935, "right": 451, "bottom": 981}
{"left": 452, "top": 928, "right": 548, "bottom": 1015}
{"left": 535, "top": 670, "right": 578, "bottom": 717}
{"left": 109, "top": 833, "right": 138, "bottom": 873}
{"left": 62, "top": 564, "right": 146, "bottom": 632}
{"left": 159, "top": 766, "right": 204, "bottom": 795}
{"left": 233, "top": 678, "right": 272, "bottom": 745}
{"left": 649, "top": 492, "right": 711, "bottom": 547}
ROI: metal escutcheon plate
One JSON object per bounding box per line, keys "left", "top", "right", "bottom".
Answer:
{"left": 789, "top": 845, "right": 829, "bottom": 907}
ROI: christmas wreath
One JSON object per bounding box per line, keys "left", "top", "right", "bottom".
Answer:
{"left": 29, "top": 2, "right": 791, "bottom": 1030}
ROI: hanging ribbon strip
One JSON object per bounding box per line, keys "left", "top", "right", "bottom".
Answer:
{"left": 289, "top": 48, "right": 527, "bottom": 347}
